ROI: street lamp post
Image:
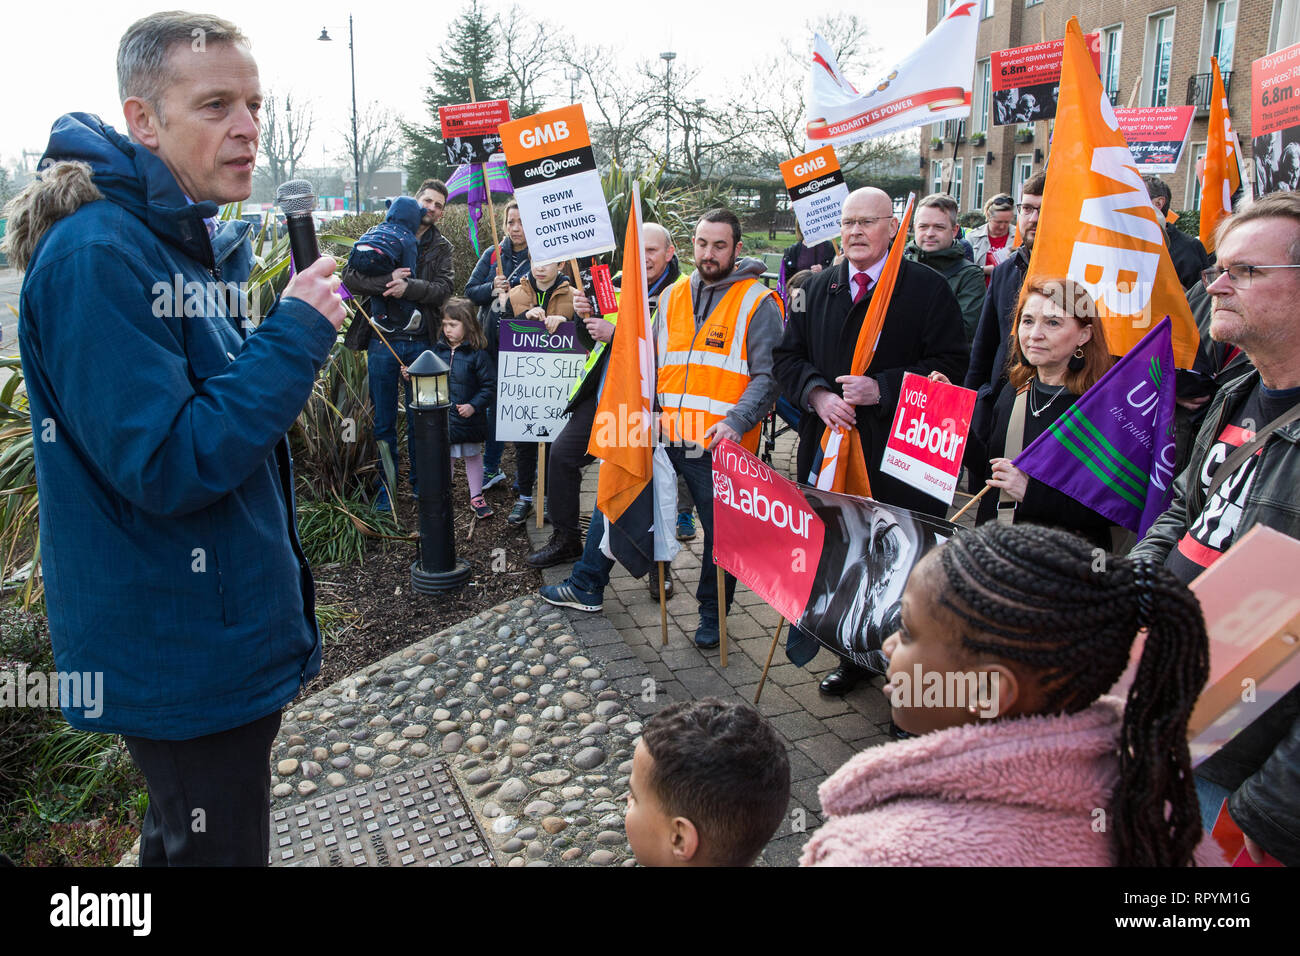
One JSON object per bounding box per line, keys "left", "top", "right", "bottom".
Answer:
{"left": 660, "top": 51, "right": 676, "bottom": 174}
{"left": 319, "top": 16, "right": 362, "bottom": 214}
{"left": 567, "top": 67, "right": 581, "bottom": 104}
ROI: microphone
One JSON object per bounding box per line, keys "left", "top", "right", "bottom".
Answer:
{"left": 276, "top": 179, "right": 320, "bottom": 273}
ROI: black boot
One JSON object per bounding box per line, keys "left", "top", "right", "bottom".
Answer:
{"left": 646, "top": 571, "right": 673, "bottom": 602}
{"left": 525, "top": 531, "right": 583, "bottom": 569}
{"left": 819, "top": 659, "right": 869, "bottom": 696}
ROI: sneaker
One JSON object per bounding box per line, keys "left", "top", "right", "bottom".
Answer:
{"left": 693, "top": 618, "right": 720, "bottom": 649}
{"left": 539, "top": 582, "right": 603, "bottom": 613}
{"left": 647, "top": 571, "right": 673, "bottom": 601}
{"left": 506, "top": 498, "right": 533, "bottom": 526}
{"left": 375, "top": 485, "right": 392, "bottom": 513}
{"left": 676, "top": 511, "right": 696, "bottom": 541}
{"left": 470, "top": 495, "right": 493, "bottom": 519}
{"left": 482, "top": 470, "right": 507, "bottom": 491}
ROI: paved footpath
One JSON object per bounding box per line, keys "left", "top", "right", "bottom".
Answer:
{"left": 118, "top": 431, "right": 975, "bottom": 867}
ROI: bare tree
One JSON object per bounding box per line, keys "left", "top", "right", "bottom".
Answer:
{"left": 342, "top": 102, "right": 402, "bottom": 202}
{"left": 496, "top": 6, "right": 560, "bottom": 117}
{"left": 260, "top": 91, "right": 314, "bottom": 189}
{"left": 560, "top": 44, "right": 659, "bottom": 169}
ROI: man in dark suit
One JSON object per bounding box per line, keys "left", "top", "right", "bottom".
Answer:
{"left": 773, "top": 186, "right": 968, "bottom": 695}
{"left": 1143, "top": 174, "right": 1212, "bottom": 290}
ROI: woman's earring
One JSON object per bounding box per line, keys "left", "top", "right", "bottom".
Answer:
{"left": 1068, "top": 347, "right": 1086, "bottom": 372}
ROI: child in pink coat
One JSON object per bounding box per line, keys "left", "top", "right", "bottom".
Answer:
{"left": 801, "top": 523, "right": 1227, "bottom": 868}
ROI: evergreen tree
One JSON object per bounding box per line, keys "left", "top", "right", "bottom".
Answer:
{"left": 403, "top": 0, "right": 509, "bottom": 191}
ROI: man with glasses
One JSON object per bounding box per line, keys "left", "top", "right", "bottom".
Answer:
{"left": 1131, "top": 191, "right": 1300, "bottom": 868}
{"left": 774, "top": 187, "right": 967, "bottom": 696}
{"left": 965, "top": 172, "right": 1045, "bottom": 472}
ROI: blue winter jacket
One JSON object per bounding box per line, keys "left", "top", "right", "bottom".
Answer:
{"left": 16, "top": 113, "right": 337, "bottom": 739}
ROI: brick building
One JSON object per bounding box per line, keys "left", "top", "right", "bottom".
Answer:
{"left": 921, "top": 0, "right": 1299, "bottom": 215}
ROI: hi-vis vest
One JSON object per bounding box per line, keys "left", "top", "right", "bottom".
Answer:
{"left": 657, "top": 277, "right": 776, "bottom": 453}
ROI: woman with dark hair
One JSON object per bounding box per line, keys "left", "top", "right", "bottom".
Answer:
{"left": 939, "top": 276, "right": 1117, "bottom": 547}
{"left": 802, "top": 522, "right": 1223, "bottom": 867}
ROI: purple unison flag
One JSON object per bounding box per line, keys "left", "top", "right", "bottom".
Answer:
{"left": 445, "top": 160, "right": 514, "bottom": 256}
{"left": 1014, "top": 316, "right": 1178, "bottom": 536}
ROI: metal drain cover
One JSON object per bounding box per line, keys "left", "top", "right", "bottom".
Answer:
{"left": 271, "top": 763, "right": 493, "bottom": 867}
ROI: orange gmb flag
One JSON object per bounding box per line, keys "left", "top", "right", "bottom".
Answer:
{"left": 808, "top": 194, "right": 916, "bottom": 497}
{"left": 588, "top": 185, "right": 654, "bottom": 523}
{"left": 1025, "top": 16, "right": 1199, "bottom": 368}
{"left": 1200, "top": 57, "right": 1239, "bottom": 253}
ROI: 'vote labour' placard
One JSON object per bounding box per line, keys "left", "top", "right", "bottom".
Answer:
{"left": 779, "top": 146, "right": 849, "bottom": 247}
{"left": 881, "top": 372, "right": 976, "bottom": 505}
{"left": 498, "top": 105, "right": 616, "bottom": 266}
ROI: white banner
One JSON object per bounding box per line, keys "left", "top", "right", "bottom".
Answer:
{"left": 805, "top": 1, "right": 979, "bottom": 146}
{"left": 494, "top": 318, "right": 585, "bottom": 442}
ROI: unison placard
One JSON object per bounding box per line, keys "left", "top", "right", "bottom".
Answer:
{"left": 495, "top": 317, "right": 586, "bottom": 442}
{"left": 499, "top": 105, "right": 616, "bottom": 266}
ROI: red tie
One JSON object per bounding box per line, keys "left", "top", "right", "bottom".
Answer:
{"left": 853, "top": 272, "right": 870, "bottom": 304}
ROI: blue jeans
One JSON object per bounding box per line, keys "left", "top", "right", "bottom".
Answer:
{"left": 1194, "top": 776, "right": 1233, "bottom": 835}
{"left": 568, "top": 443, "right": 734, "bottom": 623}
{"left": 368, "top": 337, "right": 429, "bottom": 493}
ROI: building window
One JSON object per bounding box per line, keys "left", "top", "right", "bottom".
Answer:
{"left": 1188, "top": 143, "right": 1208, "bottom": 208}
{"left": 953, "top": 159, "right": 964, "bottom": 207}
{"left": 982, "top": 0, "right": 995, "bottom": 18}
{"left": 1102, "top": 26, "right": 1123, "bottom": 102}
{"left": 1271, "top": 0, "right": 1300, "bottom": 52}
{"left": 975, "top": 59, "right": 992, "bottom": 133}
{"left": 1147, "top": 12, "right": 1175, "bottom": 106}
{"left": 1202, "top": 1, "right": 1237, "bottom": 72}
{"left": 931, "top": 160, "right": 944, "bottom": 196}
{"left": 1014, "top": 154, "right": 1033, "bottom": 198}
{"left": 973, "top": 158, "right": 986, "bottom": 211}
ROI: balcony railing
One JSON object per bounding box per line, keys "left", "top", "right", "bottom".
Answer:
{"left": 1187, "top": 70, "right": 1233, "bottom": 109}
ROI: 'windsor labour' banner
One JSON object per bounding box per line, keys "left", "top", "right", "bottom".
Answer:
{"left": 1025, "top": 17, "right": 1199, "bottom": 368}
{"left": 881, "top": 373, "right": 976, "bottom": 505}
{"left": 1114, "top": 106, "right": 1196, "bottom": 173}
{"left": 780, "top": 146, "right": 849, "bottom": 246}
{"left": 1014, "top": 316, "right": 1178, "bottom": 535}
{"left": 499, "top": 104, "right": 615, "bottom": 266}
{"left": 712, "top": 440, "right": 955, "bottom": 672}
{"left": 805, "top": 2, "right": 978, "bottom": 145}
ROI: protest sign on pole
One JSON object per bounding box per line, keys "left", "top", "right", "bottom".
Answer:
{"left": 779, "top": 146, "right": 849, "bottom": 246}
{"left": 438, "top": 99, "right": 511, "bottom": 165}
{"left": 494, "top": 318, "right": 585, "bottom": 442}
{"left": 991, "top": 34, "right": 1100, "bottom": 125}
{"left": 805, "top": 2, "right": 979, "bottom": 145}
{"left": 498, "top": 104, "right": 616, "bottom": 266}
{"left": 1114, "top": 106, "right": 1196, "bottom": 173}
{"left": 1251, "top": 41, "right": 1300, "bottom": 197}
{"left": 712, "top": 439, "right": 954, "bottom": 673}
{"left": 881, "top": 372, "right": 977, "bottom": 506}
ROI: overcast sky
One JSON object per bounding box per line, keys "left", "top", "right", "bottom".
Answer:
{"left": 3, "top": 0, "right": 925, "bottom": 170}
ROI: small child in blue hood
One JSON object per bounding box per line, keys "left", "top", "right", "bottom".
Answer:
{"left": 345, "top": 196, "right": 423, "bottom": 331}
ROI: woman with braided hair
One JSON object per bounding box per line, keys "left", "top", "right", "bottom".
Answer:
{"left": 802, "top": 523, "right": 1226, "bottom": 867}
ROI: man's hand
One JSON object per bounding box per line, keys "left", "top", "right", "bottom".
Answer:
{"left": 928, "top": 371, "right": 952, "bottom": 386}
{"left": 836, "top": 374, "right": 880, "bottom": 406}
{"left": 986, "top": 457, "right": 1028, "bottom": 502}
{"left": 702, "top": 420, "right": 741, "bottom": 449}
{"left": 283, "top": 256, "right": 346, "bottom": 331}
{"left": 810, "top": 264, "right": 823, "bottom": 273}
{"left": 1177, "top": 394, "right": 1211, "bottom": 412}
{"left": 573, "top": 293, "right": 593, "bottom": 319}
{"left": 456, "top": 403, "right": 474, "bottom": 418}
{"left": 492, "top": 275, "right": 510, "bottom": 297}
{"left": 810, "top": 386, "right": 856, "bottom": 431}
{"left": 585, "top": 316, "right": 615, "bottom": 344}
{"left": 385, "top": 267, "right": 411, "bottom": 298}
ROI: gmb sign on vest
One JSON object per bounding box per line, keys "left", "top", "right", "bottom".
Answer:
{"left": 499, "top": 105, "right": 616, "bottom": 266}
{"left": 779, "top": 145, "right": 848, "bottom": 247}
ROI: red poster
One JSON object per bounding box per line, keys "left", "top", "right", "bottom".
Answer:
{"left": 711, "top": 442, "right": 824, "bottom": 624}
{"left": 1251, "top": 42, "right": 1300, "bottom": 196}
{"left": 881, "top": 372, "right": 976, "bottom": 505}
{"left": 589, "top": 264, "right": 617, "bottom": 315}
{"left": 438, "top": 99, "right": 512, "bottom": 165}
{"left": 1114, "top": 106, "right": 1196, "bottom": 173}
{"left": 991, "top": 34, "right": 1099, "bottom": 125}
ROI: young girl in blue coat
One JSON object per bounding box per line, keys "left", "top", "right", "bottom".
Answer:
{"left": 434, "top": 298, "right": 496, "bottom": 518}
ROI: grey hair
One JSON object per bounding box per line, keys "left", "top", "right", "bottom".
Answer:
{"left": 642, "top": 222, "right": 673, "bottom": 247}
{"left": 117, "top": 11, "right": 249, "bottom": 116}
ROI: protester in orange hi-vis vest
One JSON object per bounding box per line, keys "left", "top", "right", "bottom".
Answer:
{"left": 541, "top": 206, "right": 784, "bottom": 651}
{"left": 1200, "top": 56, "right": 1240, "bottom": 254}
{"left": 1024, "top": 16, "right": 1199, "bottom": 369}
